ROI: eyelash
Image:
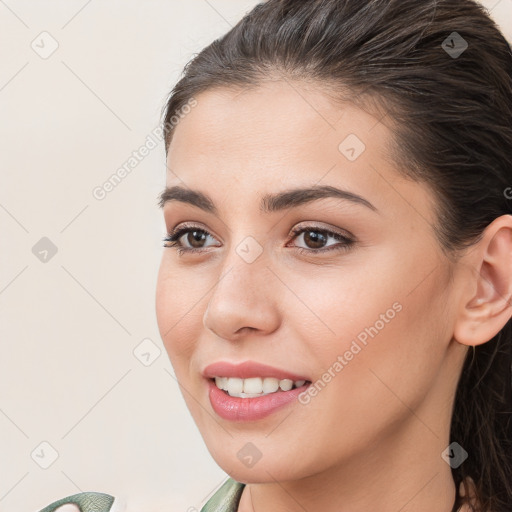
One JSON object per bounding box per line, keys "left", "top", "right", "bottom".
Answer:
{"left": 162, "top": 223, "right": 355, "bottom": 256}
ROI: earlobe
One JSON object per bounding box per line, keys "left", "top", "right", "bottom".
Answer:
{"left": 453, "top": 215, "right": 512, "bottom": 348}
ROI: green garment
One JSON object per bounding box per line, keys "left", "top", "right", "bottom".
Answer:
{"left": 37, "top": 478, "right": 245, "bottom": 512}
{"left": 200, "top": 478, "right": 246, "bottom": 512}
{"left": 38, "top": 492, "right": 115, "bottom": 512}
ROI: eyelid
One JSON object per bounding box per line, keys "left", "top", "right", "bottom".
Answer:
{"left": 166, "top": 220, "right": 352, "bottom": 240}
{"left": 289, "top": 221, "right": 353, "bottom": 240}
{"left": 287, "top": 224, "right": 355, "bottom": 254}
{"left": 163, "top": 221, "right": 355, "bottom": 255}
{"left": 164, "top": 221, "right": 215, "bottom": 240}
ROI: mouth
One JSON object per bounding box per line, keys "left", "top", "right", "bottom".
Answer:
{"left": 202, "top": 360, "right": 312, "bottom": 398}
{"left": 210, "top": 376, "right": 311, "bottom": 398}
{"left": 202, "top": 360, "right": 312, "bottom": 420}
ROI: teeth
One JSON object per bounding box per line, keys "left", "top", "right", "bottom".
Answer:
{"left": 243, "top": 377, "right": 263, "bottom": 394}
{"left": 262, "top": 377, "right": 279, "bottom": 393}
{"left": 214, "top": 376, "right": 308, "bottom": 397}
{"left": 279, "top": 379, "right": 293, "bottom": 391}
{"left": 215, "top": 376, "right": 229, "bottom": 391}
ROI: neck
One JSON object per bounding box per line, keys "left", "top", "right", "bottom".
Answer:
{"left": 239, "top": 442, "right": 457, "bottom": 512}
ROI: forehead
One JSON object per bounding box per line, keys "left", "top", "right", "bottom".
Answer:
{"left": 168, "top": 80, "right": 386, "bottom": 166}
{"left": 165, "top": 81, "right": 436, "bottom": 227}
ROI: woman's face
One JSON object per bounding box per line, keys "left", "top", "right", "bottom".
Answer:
{"left": 156, "top": 80, "right": 464, "bottom": 484}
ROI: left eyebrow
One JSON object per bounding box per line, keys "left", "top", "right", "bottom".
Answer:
{"left": 158, "top": 184, "right": 378, "bottom": 214}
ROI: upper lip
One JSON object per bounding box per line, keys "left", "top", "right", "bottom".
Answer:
{"left": 202, "top": 360, "right": 310, "bottom": 382}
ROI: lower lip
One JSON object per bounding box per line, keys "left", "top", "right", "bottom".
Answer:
{"left": 207, "top": 379, "right": 310, "bottom": 422}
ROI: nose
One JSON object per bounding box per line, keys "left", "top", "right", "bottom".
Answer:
{"left": 202, "top": 247, "right": 281, "bottom": 341}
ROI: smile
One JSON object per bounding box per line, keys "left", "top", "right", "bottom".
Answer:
{"left": 213, "top": 376, "right": 307, "bottom": 397}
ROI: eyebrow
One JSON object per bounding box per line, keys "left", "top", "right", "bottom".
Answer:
{"left": 158, "top": 185, "right": 378, "bottom": 214}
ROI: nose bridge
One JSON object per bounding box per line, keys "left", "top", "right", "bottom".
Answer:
{"left": 213, "top": 234, "right": 269, "bottom": 304}
{"left": 203, "top": 233, "right": 278, "bottom": 338}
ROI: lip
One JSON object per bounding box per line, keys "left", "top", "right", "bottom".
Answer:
{"left": 202, "top": 360, "right": 309, "bottom": 381}
{"left": 206, "top": 379, "right": 311, "bottom": 422}
{"left": 202, "top": 360, "right": 311, "bottom": 422}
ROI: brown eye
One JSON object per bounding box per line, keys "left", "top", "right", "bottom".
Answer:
{"left": 185, "top": 230, "right": 208, "bottom": 249}
{"left": 163, "top": 226, "right": 218, "bottom": 252}
{"left": 301, "top": 230, "right": 328, "bottom": 249}
{"left": 289, "top": 225, "right": 355, "bottom": 254}
{"left": 162, "top": 224, "right": 355, "bottom": 255}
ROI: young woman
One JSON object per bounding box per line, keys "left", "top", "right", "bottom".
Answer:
{"left": 39, "top": 0, "right": 512, "bottom": 511}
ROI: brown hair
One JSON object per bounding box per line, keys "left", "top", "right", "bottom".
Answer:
{"left": 161, "top": 1, "right": 512, "bottom": 510}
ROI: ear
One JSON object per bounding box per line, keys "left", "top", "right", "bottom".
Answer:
{"left": 453, "top": 214, "right": 512, "bottom": 347}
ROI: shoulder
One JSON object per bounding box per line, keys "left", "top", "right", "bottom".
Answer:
{"left": 37, "top": 491, "right": 122, "bottom": 512}
{"left": 38, "top": 479, "right": 246, "bottom": 512}
{"left": 200, "top": 478, "right": 246, "bottom": 512}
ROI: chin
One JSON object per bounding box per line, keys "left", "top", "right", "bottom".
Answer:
{"left": 203, "top": 438, "right": 311, "bottom": 484}
{"left": 217, "top": 460, "right": 297, "bottom": 485}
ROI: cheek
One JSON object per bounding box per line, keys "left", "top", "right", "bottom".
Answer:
{"left": 332, "top": 268, "right": 449, "bottom": 414}
{"left": 298, "top": 248, "right": 451, "bottom": 407}
{"left": 284, "top": 256, "right": 405, "bottom": 360}
{"left": 155, "top": 257, "right": 205, "bottom": 364}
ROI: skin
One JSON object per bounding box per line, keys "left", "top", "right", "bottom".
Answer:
{"left": 155, "top": 79, "right": 512, "bottom": 512}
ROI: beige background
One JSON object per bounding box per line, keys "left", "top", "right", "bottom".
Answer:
{"left": 0, "top": 1, "right": 510, "bottom": 511}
